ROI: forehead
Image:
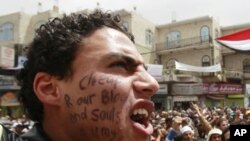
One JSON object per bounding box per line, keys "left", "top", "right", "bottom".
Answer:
{"left": 72, "top": 27, "right": 143, "bottom": 70}
{"left": 86, "top": 27, "right": 141, "bottom": 56}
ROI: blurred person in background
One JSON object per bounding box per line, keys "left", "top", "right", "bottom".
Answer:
{"left": 165, "top": 116, "right": 182, "bottom": 141}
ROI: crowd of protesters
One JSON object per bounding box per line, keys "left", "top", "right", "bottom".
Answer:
{"left": 150, "top": 102, "right": 250, "bottom": 141}
{"left": 0, "top": 114, "right": 34, "bottom": 135}
{"left": 1, "top": 103, "right": 249, "bottom": 141}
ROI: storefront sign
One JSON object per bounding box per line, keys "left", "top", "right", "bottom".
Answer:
{"left": 246, "top": 84, "right": 250, "bottom": 96}
{"left": 0, "top": 46, "right": 15, "bottom": 68}
{"left": 156, "top": 84, "right": 168, "bottom": 94}
{"left": 0, "top": 76, "right": 20, "bottom": 90}
{"left": 173, "top": 96, "right": 198, "bottom": 102}
{"left": 203, "top": 83, "right": 243, "bottom": 94}
{"left": 172, "top": 83, "right": 203, "bottom": 95}
{"left": 0, "top": 92, "right": 20, "bottom": 106}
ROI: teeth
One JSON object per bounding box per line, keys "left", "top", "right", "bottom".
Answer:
{"left": 139, "top": 109, "right": 144, "bottom": 114}
{"left": 132, "top": 108, "right": 149, "bottom": 117}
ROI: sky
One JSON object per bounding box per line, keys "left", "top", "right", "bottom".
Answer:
{"left": 0, "top": 0, "right": 250, "bottom": 26}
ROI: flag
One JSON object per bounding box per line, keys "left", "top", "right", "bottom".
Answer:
{"left": 216, "top": 28, "right": 250, "bottom": 51}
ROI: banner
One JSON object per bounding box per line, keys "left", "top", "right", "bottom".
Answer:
{"left": 175, "top": 61, "right": 221, "bottom": 72}
{"left": 146, "top": 64, "right": 163, "bottom": 77}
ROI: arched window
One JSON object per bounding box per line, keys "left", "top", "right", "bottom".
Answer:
{"left": 165, "top": 31, "right": 181, "bottom": 48}
{"left": 0, "top": 23, "right": 14, "bottom": 41}
{"left": 243, "top": 59, "right": 250, "bottom": 73}
{"left": 200, "top": 26, "right": 209, "bottom": 42}
{"left": 145, "top": 29, "right": 153, "bottom": 45}
{"left": 202, "top": 55, "right": 210, "bottom": 66}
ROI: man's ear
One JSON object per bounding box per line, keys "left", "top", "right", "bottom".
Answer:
{"left": 33, "top": 72, "right": 61, "bottom": 106}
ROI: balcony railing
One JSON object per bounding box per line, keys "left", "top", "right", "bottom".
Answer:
{"left": 163, "top": 68, "right": 210, "bottom": 77}
{"left": 163, "top": 67, "right": 243, "bottom": 79}
{"left": 156, "top": 35, "right": 212, "bottom": 52}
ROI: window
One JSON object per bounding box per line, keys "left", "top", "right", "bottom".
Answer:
{"left": 166, "top": 58, "right": 176, "bottom": 69}
{"left": 202, "top": 55, "right": 210, "bottom": 66}
{"left": 0, "top": 23, "right": 14, "bottom": 41}
{"left": 243, "top": 59, "right": 250, "bottom": 73}
{"left": 200, "top": 26, "right": 209, "bottom": 42}
{"left": 164, "top": 58, "right": 177, "bottom": 75}
{"left": 145, "top": 29, "right": 153, "bottom": 45}
{"left": 166, "top": 31, "right": 181, "bottom": 48}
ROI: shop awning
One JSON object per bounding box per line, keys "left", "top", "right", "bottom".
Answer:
{"left": 173, "top": 96, "right": 198, "bottom": 102}
{"left": 206, "top": 94, "right": 225, "bottom": 100}
{"left": 227, "top": 94, "right": 244, "bottom": 98}
{"left": 216, "top": 28, "right": 250, "bottom": 51}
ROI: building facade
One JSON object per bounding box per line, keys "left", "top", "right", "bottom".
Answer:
{"left": 153, "top": 16, "right": 249, "bottom": 110}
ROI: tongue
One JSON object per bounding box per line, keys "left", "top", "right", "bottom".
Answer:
{"left": 133, "top": 121, "right": 154, "bottom": 135}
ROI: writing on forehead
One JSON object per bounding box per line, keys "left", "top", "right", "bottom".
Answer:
{"left": 79, "top": 72, "right": 120, "bottom": 90}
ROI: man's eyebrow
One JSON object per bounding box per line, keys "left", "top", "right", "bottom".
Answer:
{"left": 103, "top": 53, "right": 144, "bottom": 67}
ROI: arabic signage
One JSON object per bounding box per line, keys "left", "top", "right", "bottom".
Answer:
{"left": 203, "top": 83, "right": 243, "bottom": 94}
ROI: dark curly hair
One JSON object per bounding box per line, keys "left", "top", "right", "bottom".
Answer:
{"left": 16, "top": 10, "right": 134, "bottom": 122}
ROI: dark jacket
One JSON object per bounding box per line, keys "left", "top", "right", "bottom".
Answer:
{"left": 1, "top": 123, "right": 51, "bottom": 141}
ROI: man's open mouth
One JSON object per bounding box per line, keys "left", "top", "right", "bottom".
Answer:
{"left": 130, "top": 108, "right": 149, "bottom": 128}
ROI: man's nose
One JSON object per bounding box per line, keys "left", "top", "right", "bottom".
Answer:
{"left": 132, "top": 69, "right": 159, "bottom": 98}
